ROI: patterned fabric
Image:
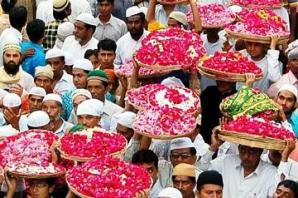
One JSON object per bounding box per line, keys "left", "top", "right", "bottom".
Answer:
{"left": 44, "top": 19, "right": 68, "bottom": 51}
{"left": 62, "top": 89, "right": 75, "bottom": 120}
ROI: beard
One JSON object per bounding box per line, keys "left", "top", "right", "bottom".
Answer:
{"left": 4, "top": 60, "right": 20, "bottom": 75}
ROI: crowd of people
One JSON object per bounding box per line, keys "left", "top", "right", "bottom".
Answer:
{"left": 0, "top": 0, "right": 297, "bottom": 197}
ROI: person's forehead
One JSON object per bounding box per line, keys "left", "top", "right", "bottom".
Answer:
{"left": 87, "top": 79, "right": 105, "bottom": 86}
{"left": 174, "top": 175, "right": 192, "bottom": 182}
{"left": 42, "top": 100, "right": 60, "bottom": 107}
{"left": 201, "top": 184, "right": 223, "bottom": 190}
{"left": 4, "top": 49, "right": 20, "bottom": 55}
{"left": 29, "top": 94, "right": 43, "bottom": 100}
{"left": 278, "top": 90, "right": 296, "bottom": 99}
{"left": 73, "top": 95, "right": 87, "bottom": 103}
{"left": 127, "top": 15, "right": 142, "bottom": 22}
{"left": 35, "top": 76, "right": 51, "bottom": 81}
{"left": 98, "top": 49, "right": 115, "bottom": 54}
{"left": 75, "top": 20, "right": 87, "bottom": 28}
{"left": 171, "top": 147, "right": 192, "bottom": 153}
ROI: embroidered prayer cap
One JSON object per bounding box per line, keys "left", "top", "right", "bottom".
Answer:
{"left": 35, "top": 65, "right": 54, "bottom": 80}
{"left": 169, "top": 11, "right": 187, "bottom": 26}
{"left": 45, "top": 48, "right": 65, "bottom": 60}
{"left": 71, "top": 89, "right": 92, "bottom": 102}
{"left": 73, "top": 59, "right": 94, "bottom": 71}
{"left": 42, "top": 93, "right": 62, "bottom": 104}
{"left": 29, "top": 87, "right": 47, "bottom": 97}
{"left": 76, "top": 99, "right": 103, "bottom": 117}
{"left": 27, "top": 111, "right": 50, "bottom": 128}
{"left": 172, "top": 163, "right": 196, "bottom": 178}
{"left": 3, "top": 42, "right": 21, "bottom": 53}
{"left": 76, "top": 13, "right": 97, "bottom": 26}
{"left": 278, "top": 84, "right": 298, "bottom": 99}
{"left": 3, "top": 93, "right": 21, "bottom": 108}
{"left": 126, "top": 6, "right": 142, "bottom": 18}
{"left": 170, "top": 137, "right": 195, "bottom": 151}
{"left": 116, "top": 111, "right": 136, "bottom": 129}
{"left": 87, "top": 69, "right": 109, "bottom": 83}
{"left": 197, "top": 170, "right": 224, "bottom": 188}
{"left": 53, "top": 0, "right": 70, "bottom": 12}
{"left": 158, "top": 187, "right": 183, "bottom": 198}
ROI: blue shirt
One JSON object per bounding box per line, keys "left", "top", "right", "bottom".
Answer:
{"left": 20, "top": 41, "right": 46, "bottom": 77}
{"left": 289, "top": 111, "right": 298, "bottom": 138}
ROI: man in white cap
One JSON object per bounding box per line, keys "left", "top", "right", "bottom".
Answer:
{"left": 72, "top": 58, "right": 94, "bottom": 89}
{"left": 34, "top": 65, "right": 55, "bottom": 94}
{"left": 42, "top": 93, "right": 73, "bottom": 136}
{"left": 94, "top": 0, "right": 127, "bottom": 42}
{"left": 45, "top": 49, "right": 75, "bottom": 95}
{"left": 62, "top": 13, "right": 98, "bottom": 61}
{"left": 158, "top": 187, "right": 183, "bottom": 198}
{"left": 76, "top": 99, "right": 104, "bottom": 128}
{"left": 26, "top": 110, "right": 51, "bottom": 130}
{"left": 44, "top": 0, "right": 71, "bottom": 51}
{"left": 54, "top": 22, "right": 75, "bottom": 49}
{"left": 114, "top": 6, "right": 149, "bottom": 66}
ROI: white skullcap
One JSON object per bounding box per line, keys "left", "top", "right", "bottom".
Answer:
{"left": 73, "top": 59, "right": 94, "bottom": 71}
{"left": 71, "top": 89, "right": 92, "bottom": 102}
{"left": 158, "top": 187, "right": 183, "bottom": 198}
{"left": 288, "top": 47, "right": 298, "bottom": 60}
{"left": 3, "top": 93, "right": 21, "bottom": 108}
{"left": 64, "top": 51, "right": 73, "bottom": 66}
{"left": 45, "top": 48, "right": 65, "bottom": 59}
{"left": 57, "top": 22, "right": 74, "bottom": 41}
{"left": 29, "top": 87, "right": 46, "bottom": 97}
{"left": 42, "top": 94, "right": 62, "bottom": 104}
{"left": 286, "top": 39, "right": 298, "bottom": 54}
{"left": 169, "top": 11, "right": 187, "bottom": 26}
{"left": 278, "top": 84, "right": 298, "bottom": 99}
{"left": 161, "top": 77, "right": 185, "bottom": 88}
{"left": 77, "top": 99, "right": 103, "bottom": 117}
{"left": 116, "top": 111, "right": 136, "bottom": 129}
{"left": 170, "top": 137, "right": 195, "bottom": 151}
{"left": 228, "top": 5, "right": 243, "bottom": 13}
{"left": 27, "top": 111, "right": 50, "bottom": 128}
{"left": 140, "top": 7, "right": 148, "bottom": 17}
{"left": 76, "top": 13, "right": 97, "bottom": 26}
{"left": 53, "top": 0, "right": 70, "bottom": 12}
{"left": 126, "top": 6, "right": 142, "bottom": 18}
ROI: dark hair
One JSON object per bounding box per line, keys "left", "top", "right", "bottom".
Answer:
{"left": 172, "top": 176, "right": 196, "bottom": 184}
{"left": 97, "top": 38, "right": 117, "bottom": 52}
{"left": 26, "top": 19, "right": 45, "bottom": 43}
{"left": 1, "top": 0, "right": 17, "bottom": 13}
{"left": 53, "top": 3, "right": 71, "bottom": 20}
{"left": 84, "top": 49, "right": 97, "bottom": 59}
{"left": 131, "top": 149, "right": 158, "bottom": 170}
{"left": 126, "top": 12, "right": 146, "bottom": 23}
{"left": 190, "top": 147, "right": 197, "bottom": 156}
{"left": 277, "top": 180, "right": 298, "bottom": 197}
{"left": 97, "top": 0, "right": 114, "bottom": 4}
{"left": 9, "top": 6, "right": 27, "bottom": 30}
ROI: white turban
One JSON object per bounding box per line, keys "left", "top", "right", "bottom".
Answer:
{"left": 116, "top": 111, "right": 136, "bottom": 129}
{"left": 27, "top": 111, "right": 50, "bottom": 128}
{"left": 42, "top": 94, "right": 62, "bottom": 104}
{"left": 158, "top": 187, "right": 183, "bottom": 198}
{"left": 73, "top": 59, "right": 94, "bottom": 71}
{"left": 170, "top": 137, "right": 195, "bottom": 151}
{"left": 3, "top": 93, "right": 21, "bottom": 108}
{"left": 278, "top": 84, "right": 298, "bottom": 99}
{"left": 77, "top": 99, "right": 103, "bottom": 117}
{"left": 29, "top": 87, "right": 46, "bottom": 97}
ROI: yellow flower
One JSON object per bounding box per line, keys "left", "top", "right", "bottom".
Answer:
{"left": 257, "top": 10, "right": 269, "bottom": 20}
{"left": 148, "top": 20, "right": 166, "bottom": 32}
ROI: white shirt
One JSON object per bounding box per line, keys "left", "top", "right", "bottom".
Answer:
{"left": 55, "top": 119, "right": 73, "bottom": 137}
{"left": 62, "top": 36, "right": 98, "bottom": 62}
{"left": 36, "top": 0, "right": 54, "bottom": 25}
{"left": 101, "top": 100, "right": 123, "bottom": 131}
{"left": 54, "top": 71, "right": 75, "bottom": 95}
{"left": 115, "top": 30, "right": 149, "bottom": 65}
{"left": 150, "top": 179, "right": 163, "bottom": 198}
{"left": 94, "top": 15, "right": 127, "bottom": 42}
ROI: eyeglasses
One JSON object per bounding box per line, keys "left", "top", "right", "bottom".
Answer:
{"left": 170, "top": 153, "right": 192, "bottom": 160}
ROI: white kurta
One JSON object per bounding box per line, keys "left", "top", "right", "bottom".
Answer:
{"left": 54, "top": 71, "right": 75, "bottom": 95}
{"left": 36, "top": 0, "right": 54, "bottom": 25}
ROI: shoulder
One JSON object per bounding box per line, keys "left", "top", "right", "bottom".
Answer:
{"left": 117, "top": 33, "right": 130, "bottom": 45}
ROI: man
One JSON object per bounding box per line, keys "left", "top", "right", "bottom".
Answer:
{"left": 76, "top": 99, "right": 103, "bottom": 128}
{"left": 196, "top": 170, "right": 223, "bottom": 198}
{"left": 132, "top": 150, "right": 163, "bottom": 198}
{"left": 97, "top": 39, "right": 117, "bottom": 70}
{"left": 26, "top": 110, "right": 51, "bottom": 130}
{"left": 44, "top": 0, "right": 71, "bottom": 51}
{"left": 42, "top": 94, "right": 73, "bottom": 136}
{"left": 87, "top": 69, "right": 123, "bottom": 130}
{"left": 111, "top": 0, "right": 133, "bottom": 21}
{"left": 94, "top": 0, "right": 127, "bottom": 42}
{"left": 0, "top": 42, "right": 35, "bottom": 92}
{"left": 62, "top": 13, "right": 98, "bottom": 61}
{"left": 45, "top": 48, "right": 75, "bottom": 95}
{"left": 273, "top": 180, "right": 298, "bottom": 198}
{"left": 72, "top": 58, "right": 94, "bottom": 89}
{"left": 34, "top": 65, "right": 54, "bottom": 94}
{"left": 115, "top": 6, "right": 148, "bottom": 65}
{"left": 172, "top": 163, "right": 197, "bottom": 198}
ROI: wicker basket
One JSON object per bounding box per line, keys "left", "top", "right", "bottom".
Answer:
{"left": 134, "top": 129, "right": 194, "bottom": 140}
{"left": 8, "top": 170, "right": 65, "bottom": 179}
{"left": 158, "top": 0, "right": 188, "bottom": 4}
{"left": 225, "top": 29, "right": 289, "bottom": 44}
{"left": 218, "top": 129, "right": 286, "bottom": 150}
{"left": 134, "top": 55, "right": 183, "bottom": 71}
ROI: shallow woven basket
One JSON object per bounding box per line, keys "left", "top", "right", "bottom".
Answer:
{"left": 133, "top": 128, "right": 194, "bottom": 140}
{"left": 218, "top": 129, "right": 286, "bottom": 150}
{"left": 225, "top": 29, "right": 289, "bottom": 44}
{"left": 231, "top": 0, "right": 288, "bottom": 8}
{"left": 8, "top": 170, "right": 65, "bottom": 179}
{"left": 158, "top": 0, "right": 188, "bottom": 4}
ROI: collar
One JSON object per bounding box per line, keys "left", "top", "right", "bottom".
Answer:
{"left": 59, "top": 71, "right": 70, "bottom": 82}
{"left": 96, "top": 14, "right": 116, "bottom": 26}
{"left": 235, "top": 157, "right": 263, "bottom": 177}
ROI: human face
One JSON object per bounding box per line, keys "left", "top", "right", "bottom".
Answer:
{"left": 29, "top": 95, "right": 44, "bottom": 112}
{"left": 168, "top": 18, "right": 181, "bottom": 28}
{"left": 97, "top": 49, "right": 115, "bottom": 69}
{"left": 88, "top": 54, "right": 100, "bottom": 69}
{"left": 3, "top": 49, "right": 21, "bottom": 75}
{"left": 35, "top": 76, "right": 53, "bottom": 94}
{"left": 238, "top": 145, "right": 262, "bottom": 170}
{"left": 197, "top": 184, "right": 223, "bottom": 198}
{"left": 74, "top": 21, "right": 90, "bottom": 42}
{"left": 98, "top": 0, "right": 113, "bottom": 17}
{"left": 42, "top": 101, "right": 61, "bottom": 122}
{"left": 73, "top": 95, "right": 88, "bottom": 114}
{"left": 276, "top": 91, "right": 296, "bottom": 114}
{"left": 72, "top": 68, "right": 88, "bottom": 89}
{"left": 141, "top": 163, "right": 158, "bottom": 184}
{"left": 170, "top": 148, "right": 196, "bottom": 167}
{"left": 273, "top": 185, "right": 296, "bottom": 198}
{"left": 116, "top": 123, "right": 134, "bottom": 142}
{"left": 87, "top": 79, "right": 107, "bottom": 101}
{"left": 127, "top": 15, "right": 144, "bottom": 37}
{"left": 29, "top": 180, "right": 53, "bottom": 198}
{"left": 78, "top": 114, "right": 100, "bottom": 128}
{"left": 46, "top": 57, "right": 64, "bottom": 78}
{"left": 173, "top": 176, "right": 196, "bottom": 198}
{"left": 245, "top": 42, "right": 266, "bottom": 60}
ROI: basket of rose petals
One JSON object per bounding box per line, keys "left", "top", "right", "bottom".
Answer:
{"left": 218, "top": 116, "right": 295, "bottom": 150}
{"left": 132, "top": 107, "right": 197, "bottom": 139}
{"left": 231, "top": 0, "right": 286, "bottom": 8}
{"left": 58, "top": 127, "right": 127, "bottom": 162}
{"left": 158, "top": 0, "right": 188, "bottom": 4}
{"left": 186, "top": 3, "right": 236, "bottom": 28}
{"left": 198, "top": 51, "right": 263, "bottom": 82}
{"left": 127, "top": 83, "right": 200, "bottom": 115}
{"left": 114, "top": 60, "right": 171, "bottom": 79}
{"left": 66, "top": 156, "right": 152, "bottom": 198}
{"left": 134, "top": 28, "right": 206, "bottom": 71}
{"left": 0, "top": 130, "right": 66, "bottom": 178}
{"left": 225, "top": 8, "right": 289, "bottom": 44}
